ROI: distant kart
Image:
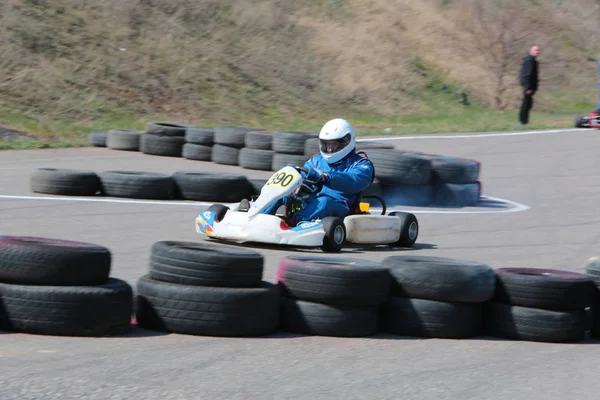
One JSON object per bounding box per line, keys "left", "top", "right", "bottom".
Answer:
{"left": 575, "top": 109, "right": 600, "bottom": 129}
{"left": 195, "top": 165, "right": 419, "bottom": 252}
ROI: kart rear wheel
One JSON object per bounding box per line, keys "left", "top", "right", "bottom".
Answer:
{"left": 321, "top": 217, "right": 346, "bottom": 253}
{"left": 388, "top": 211, "right": 418, "bottom": 248}
{"left": 208, "top": 204, "right": 229, "bottom": 222}
{"left": 575, "top": 115, "right": 586, "bottom": 128}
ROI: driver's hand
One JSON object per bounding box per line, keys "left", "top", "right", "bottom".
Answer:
{"left": 307, "top": 168, "right": 329, "bottom": 183}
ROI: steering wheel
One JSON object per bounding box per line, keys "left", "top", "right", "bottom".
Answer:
{"left": 292, "top": 165, "right": 323, "bottom": 194}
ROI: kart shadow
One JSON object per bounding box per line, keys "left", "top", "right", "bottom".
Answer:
{"left": 203, "top": 238, "right": 438, "bottom": 254}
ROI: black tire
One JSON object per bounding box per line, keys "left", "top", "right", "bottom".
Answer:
{"left": 245, "top": 130, "right": 273, "bottom": 150}
{"left": 492, "top": 267, "right": 596, "bottom": 311}
{"left": 173, "top": 171, "right": 251, "bottom": 202}
{"left": 431, "top": 182, "right": 481, "bottom": 207}
{"left": 145, "top": 121, "right": 187, "bottom": 137}
{"left": 304, "top": 137, "right": 320, "bottom": 156}
{"left": 388, "top": 211, "right": 419, "bottom": 247}
{"left": 185, "top": 127, "right": 214, "bottom": 145}
{"left": 239, "top": 148, "right": 275, "bottom": 170}
{"left": 182, "top": 143, "right": 212, "bottom": 161}
{"left": 248, "top": 178, "right": 267, "bottom": 196}
{"left": 483, "top": 302, "right": 588, "bottom": 343}
{"left": 211, "top": 144, "right": 241, "bottom": 165}
{"left": 31, "top": 168, "right": 101, "bottom": 196}
{"left": 273, "top": 131, "right": 319, "bottom": 155}
{"left": 382, "top": 255, "right": 496, "bottom": 303}
{"left": 106, "top": 129, "right": 142, "bottom": 151}
{"left": 380, "top": 297, "right": 482, "bottom": 339}
{"left": 279, "top": 298, "right": 378, "bottom": 337}
{"left": 140, "top": 133, "right": 185, "bottom": 157}
{"left": 99, "top": 171, "right": 175, "bottom": 200}
{"left": 149, "top": 241, "right": 264, "bottom": 287}
{"left": 584, "top": 258, "right": 600, "bottom": 338}
{"left": 276, "top": 255, "right": 390, "bottom": 306}
{"left": 421, "top": 154, "right": 480, "bottom": 184}
{"left": 0, "top": 236, "right": 111, "bottom": 285}
{"left": 88, "top": 131, "right": 107, "bottom": 147}
{"left": 367, "top": 149, "right": 433, "bottom": 185}
{"left": 272, "top": 153, "right": 310, "bottom": 172}
{"left": 355, "top": 141, "right": 395, "bottom": 151}
{"left": 0, "top": 278, "right": 133, "bottom": 337}
{"left": 321, "top": 216, "right": 346, "bottom": 252}
{"left": 207, "top": 204, "right": 229, "bottom": 222}
{"left": 575, "top": 115, "right": 585, "bottom": 128}
{"left": 136, "top": 275, "right": 280, "bottom": 337}
{"left": 214, "top": 126, "right": 260, "bottom": 148}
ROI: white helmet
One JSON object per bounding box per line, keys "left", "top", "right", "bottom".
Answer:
{"left": 319, "top": 118, "right": 355, "bottom": 164}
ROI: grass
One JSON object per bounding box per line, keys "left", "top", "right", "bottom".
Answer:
{"left": 1, "top": 93, "right": 594, "bottom": 150}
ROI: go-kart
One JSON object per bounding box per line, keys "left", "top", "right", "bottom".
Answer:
{"left": 575, "top": 109, "right": 600, "bottom": 129}
{"left": 194, "top": 165, "right": 419, "bottom": 252}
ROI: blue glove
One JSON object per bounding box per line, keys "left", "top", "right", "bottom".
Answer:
{"left": 305, "top": 168, "right": 329, "bottom": 184}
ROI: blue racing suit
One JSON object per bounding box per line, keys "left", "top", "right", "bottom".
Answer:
{"left": 262, "top": 149, "right": 375, "bottom": 223}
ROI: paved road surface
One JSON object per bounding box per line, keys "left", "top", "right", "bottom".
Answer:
{"left": 0, "top": 127, "right": 599, "bottom": 399}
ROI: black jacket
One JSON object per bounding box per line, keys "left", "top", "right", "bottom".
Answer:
{"left": 519, "top": 54, "right": 538, "bottom": 91}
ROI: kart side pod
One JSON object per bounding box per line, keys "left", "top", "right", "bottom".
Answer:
{"left": 343, "top": 212, "right": 418, "bottom": 247}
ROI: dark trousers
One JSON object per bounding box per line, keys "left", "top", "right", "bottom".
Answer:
{"left": 519, "top": 91, "right": 534, "bottom": 124}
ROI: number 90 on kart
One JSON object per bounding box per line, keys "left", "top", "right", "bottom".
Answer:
{"left": 265, "top": 168, "right": 301, "bottom": 189}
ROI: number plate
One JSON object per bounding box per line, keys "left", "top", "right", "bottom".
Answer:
{"left": 265, "top": 168, "right": 301, "bottom": 189}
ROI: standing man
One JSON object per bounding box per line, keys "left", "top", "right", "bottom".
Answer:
{"left": 518, "top": 45, "right": 541, "bottom": 125}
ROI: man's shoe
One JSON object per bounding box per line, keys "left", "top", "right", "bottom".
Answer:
{"left": 238, "top": 198, "right": 250, "bottom": 212}
{"left": 518, "top": 121, "right": 524, "bottom": 126}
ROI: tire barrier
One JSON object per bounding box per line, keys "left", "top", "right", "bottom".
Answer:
{"left": 584, "top": 258, "right": 600, "bottom": 339}
{"left": 0, "top": 236, "right": 597, "bottom": 342}
{"left": 484, "top": 268, "right": 595, "bottom": 342}
{"left": 136, "top": 241, "right": 280, "bottom": 337}
{"left": 276, "top": 255, "right": 390, "bottom": 337}
{"left": 106, "top": 129, "right": 143, "bottom": 151}
{"left": 30, "top": 168, "right": 257, "bottom": 202}
{"left": 0, "top": 236, "right": 133, "bottom": 337}
{"left": 87, "top": 121, "right": 484, "bottom": 207}
{"left": 380, "top": 256, "right": 495, "bottom": 339}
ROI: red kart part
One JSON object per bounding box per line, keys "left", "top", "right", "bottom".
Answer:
{"left": 575, "top": 111, "right": 600, "bottom": 129}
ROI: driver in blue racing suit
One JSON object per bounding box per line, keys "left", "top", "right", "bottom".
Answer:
{"left": 262, "top": 118, "right": 375, "bottom": 226}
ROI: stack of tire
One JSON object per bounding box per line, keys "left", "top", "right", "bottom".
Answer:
{"left": 362, "top": 149, "right": 435, "bottom": 207}
{"left": 271, "top": 131, "right": 319, "bottom": 171}
{"left": 136, "top": 241, "right": 280, "bottom": 337}
{"left": 183, "top": 127, "right": 215, "bottom": 161}
{"left": 584, "top": 258, "right": 600, "bottom": 338}
{"left": 140, "top": 122, "right": 187, "bottom": 158}
{"left": 421, "top": 153, "right": 481, "bottom": 207}
{"left": 211, "top": 126, "right": 263, "bottom": 166}
{"left": 483, "top": 268, "right": 595, "bottom": 343}
{"left": 88, "top": 131, "right": 108, "bottom": 147}
{"left": 276, "top": 255, "right": 391, "bottom": 337}
{"left": 0, "top": 236, "right": 133, "bottom": 337}
{"left": 239, "top": 130, "right": 275, "bottom": 171}
{"left": 30, "top": 167, "right": 254, "bottom": 203}
{"left": 379, "top": 256, "right": 496, "bottom": 339}
{"left": 105, "top": 129, "right": 144, "bottom": 152}
{"left": 365, "top": 149, "right": 481, "bottom": 207}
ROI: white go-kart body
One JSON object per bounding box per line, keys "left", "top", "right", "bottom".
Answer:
{"left": 195, "top": 166, "right": 419, "bottom": 252}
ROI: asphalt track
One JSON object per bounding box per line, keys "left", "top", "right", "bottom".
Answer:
{"left": 1, "top": 127, "right": 600, "bottom": 399}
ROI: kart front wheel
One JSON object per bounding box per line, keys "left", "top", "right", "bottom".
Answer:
{"left": 388, "top": 211, "right": 419, "bottom": 248}
{"left": 321, "top": 217, "right": 346, "bottom": 253}
{"left": 575, "top": 115, "right": 586, "bottom": 128}
{"left": 208, "top": 204, "right": 229, "bottom": 222}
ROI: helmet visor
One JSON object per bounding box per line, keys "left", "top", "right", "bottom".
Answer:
{"left": 320, "top": 133, "right": 351, "bottom": 154}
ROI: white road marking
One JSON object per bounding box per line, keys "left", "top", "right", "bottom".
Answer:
{"left": 356, "top": 127, "right": 581, "bottom": 141}
{"left": 0, "top": 194, "right": 530, "bottom": 214}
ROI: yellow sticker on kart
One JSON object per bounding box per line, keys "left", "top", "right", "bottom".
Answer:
{"left": 265, "top": 169, "right": 301, "bottom": 189}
